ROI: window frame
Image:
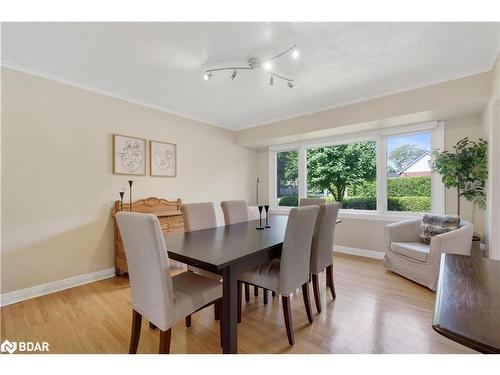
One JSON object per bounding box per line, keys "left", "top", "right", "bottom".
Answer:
{"left": 268, "top": 121, "right": 445, "bottom": 218}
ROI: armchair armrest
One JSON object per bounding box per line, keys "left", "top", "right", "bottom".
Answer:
{"left": 385, "top": 218, "right": 421, "bottom": 246}
{"left": 429, "top": 221, "right": 474, "bottom": 259}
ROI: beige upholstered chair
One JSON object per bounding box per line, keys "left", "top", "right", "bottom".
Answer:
{"left": 116, "top": 212, "right": 222, "bottom": 354}
{"left": 181, "top": 202, "right": 218, "bottom": 232}
{"left": 384, "top": 218, "right": 473, "bottom": 290}
{"left": 310, "top": 202, "right": 340, "bottom": 313}
{"left": 220, "top": 200, "right": 260, "bottom": 303}
{"left": 238, "top": 205, "right": 319, "bottom": 345}
{"left": 299, "top": 197, "right": 326, "bottom": 206}
{"left": 221, "top": 200, "right": 249, "bottom": 225}
{"left": 180, "top": 202, "right": 221, "bottom": 322}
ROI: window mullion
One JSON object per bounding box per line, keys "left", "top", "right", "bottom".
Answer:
{"left": 377, "top": 136, "right": 388, "bottom": 213}
{"left": 298, "top": 146, "right": 307, "bottom": 200}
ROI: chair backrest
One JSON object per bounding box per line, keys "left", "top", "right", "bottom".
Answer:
{"left": 181, "top": 202, "right": 217, "bottom": 232}
{"left": 116, "top": 212, "right": 175, "bottom": 330}
{"left": 299, "top": 198, "right": 326, "bottom": 206}
{"left": 278, "top": 205, "right": 319, "bottom": 295}
{"left": 310, "top": 202, "right": 340, "bottom": 274}
{"left": 221, "top": 200, "right": 249, "bottom": 225}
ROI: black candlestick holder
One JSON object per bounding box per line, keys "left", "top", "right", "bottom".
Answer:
{"left": 128, "top": 180, "right": 133, "bottom": 212}
{"left": 264, "top": 205, "right": 271, "bottom": 228}
{"left": 256, "top": 205, "right": 265, "bottom": 230}
{"left": 119, "top": 191, "right": 125, "bottom": 211}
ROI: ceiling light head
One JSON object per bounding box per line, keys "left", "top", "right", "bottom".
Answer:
{"left": 231, "top": 69, "right": 237, "bottom": 80}
{"left": 291, "top": 49, "right": 299, "bottom": 59}
{"left": 263, "top": 61, "right": 272, "bottom": 71}
{"left": 269, "top": 75, "right": 274, "bottom": 86}
{"left": 287, "top": 81, "right": 295, "bottom": 90}
{"left": 203, "top": 72, "right": 213, "bottom": 81}
{"left": 203, "top": 73, "right": 209, "bottom": 81}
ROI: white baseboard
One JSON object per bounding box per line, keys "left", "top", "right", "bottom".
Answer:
{"left": 334, "top": 245, "right": 385, "bottom": 260}
{"left": 0, "top": 268, "right": 116, "bottom": 307}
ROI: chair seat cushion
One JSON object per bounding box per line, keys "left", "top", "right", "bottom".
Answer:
{"left": 172, "top": 271, "right": 222, "bottom": 319}
{"left": 238, "top": 259, "right": 280, "bottom": 292}
{"left": 391, "top": 241, "right": 430, "bottom": 262}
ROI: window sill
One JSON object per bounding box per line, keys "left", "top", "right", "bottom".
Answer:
{"left": 270, "top": 207, "right": 422, "bottom": 222}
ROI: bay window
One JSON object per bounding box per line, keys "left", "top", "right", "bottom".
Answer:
{"left": 270, "top": 121, "right": 445, "bottom": 215}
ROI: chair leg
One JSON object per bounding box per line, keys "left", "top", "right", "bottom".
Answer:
{"left": 282, "top": 296, "right": 295, "bottom": 345}
{"left": 311, "top": 274, "right": 322, "bottom": 314}
{"left": 217, "top": 300, "right": 223, "bottom": 348}
{"left": 263, "top": 289, "right": 269, "bottom": 305}
{"left": 237, "top": 281, "right": 242, "bottom": 324}
{"left": 272, "top": 291, "right": 276, "bottom": 298}
{"left": 302, "top": 283, "right": 313, "bottom": 324}
{"left": 159, "top": 328, "right": 171, "bottom": 354}
{"left": 326, "top": 265, "right": 336, "bottom": 299}
{"left": 254, "top": 285, "right": 259, "bottom": 297}
{"left": 244, "top": 283, "right": 250, "bottom": 303}
{"left": 149, "top": 322, "right": 157, "bottom": 329}
{"left": 129, "top": 310, "right": 142, "bottom": 354}
{"left": 214, "top": 303, "right": 220, "bottom": 321}
{"left": 185, "top": 315, "right": 191, "bottom": 327}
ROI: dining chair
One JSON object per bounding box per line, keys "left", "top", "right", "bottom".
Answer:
{"left": 180, "top": 202, "right": 221, "bottom": 323}
{"left": 220, "top": 200, "right": 249, "bottom": 225}
{"left": 238, "top": 205, "right": 319, "bottom": 345}
{"left": 299, "top": 197, "right": 326, "bottom": 206}
{"left": 181, "top": 202, "right": 218, "bottom": 232}
{"left": 220, "top": 200, "right": 270, "bottom": 304}
{"left": 310, "top": 202, "right": 340, "bottom": 313}
{"left": 116, "top": 212, "right": 223, "bottom": 354}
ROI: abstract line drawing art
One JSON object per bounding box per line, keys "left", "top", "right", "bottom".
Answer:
{"left": 113, "top": 134, "right": 146, "bottom": 175}
{"left": 150, "top": 140, "right": 176, "bottom": 177}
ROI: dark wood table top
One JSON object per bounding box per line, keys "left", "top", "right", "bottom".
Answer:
{"left": 164, "top": 215, "right": 288, "bottom": 272}
{"left": 433, "top": 253, "right": 500, "bottom": 354}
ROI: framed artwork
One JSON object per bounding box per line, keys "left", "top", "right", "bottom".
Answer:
{"left": 150, "top": 140, "right": 177, "bottom": 177}
{"left": 113, "top": 134, "right": 146, "bottom": 175}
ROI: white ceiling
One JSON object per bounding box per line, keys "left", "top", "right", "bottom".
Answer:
{"left": 2, "top": 22, "right": 499, "bottom": 130}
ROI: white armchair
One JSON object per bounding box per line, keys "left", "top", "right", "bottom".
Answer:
{"left": 384, "top": 218, "right": 473, "bottom": 290}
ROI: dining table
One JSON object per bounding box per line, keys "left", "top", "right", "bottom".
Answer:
{"left": 165, "top": 214, "right": 288, "bottom": 353}
{"left": 164, "top": 213, "right": 342, "bottom": 354}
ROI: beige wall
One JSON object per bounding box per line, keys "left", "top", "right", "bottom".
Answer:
{"left": 482, "top": 55, "right": 500, "bottom": 259}
{"left": 236, "top": 72, "right": 492, "bottom": 148}
{"left": 1, "top": 67, "right": 257, "bottom": 293}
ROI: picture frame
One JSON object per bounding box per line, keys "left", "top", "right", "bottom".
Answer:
{"left": 113, "top": 134, "right": 146, "bottom": 175}
{"left": 150, "top": 140, "right": 177, "bottom": 177}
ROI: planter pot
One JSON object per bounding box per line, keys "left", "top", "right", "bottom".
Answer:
{"left": 471, "top": 234, "right": 482, "bottom": 258}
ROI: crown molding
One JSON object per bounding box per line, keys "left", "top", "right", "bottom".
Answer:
{"left": 0, "top": 60, "right": 230, "bottom": 131}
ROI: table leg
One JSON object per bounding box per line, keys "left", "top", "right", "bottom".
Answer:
{"left": 222, "top": 266, "right": 238, "bottom": 354}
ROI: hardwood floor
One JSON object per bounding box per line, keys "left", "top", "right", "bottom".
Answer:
{"left": 0, "top": 253, "right": 476, "bottom": 354}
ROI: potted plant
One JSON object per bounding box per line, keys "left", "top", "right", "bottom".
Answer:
{"left": 432, "top": 137, "right": 488, "bottom": 255}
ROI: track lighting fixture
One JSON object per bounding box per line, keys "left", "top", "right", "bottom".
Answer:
{"left": 203, "top": 44, "right": 299, "bottom": 90}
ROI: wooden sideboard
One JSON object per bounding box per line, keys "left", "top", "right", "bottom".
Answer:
{"left": 112, "top": 197, "right": 184, "bottom": 275}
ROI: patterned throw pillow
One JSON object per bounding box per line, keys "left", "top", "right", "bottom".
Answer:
{"left": 419, "top": 214, "right": 460, "bottom": 244}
